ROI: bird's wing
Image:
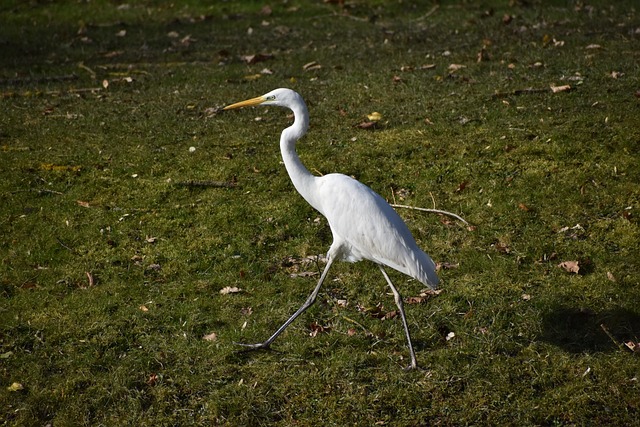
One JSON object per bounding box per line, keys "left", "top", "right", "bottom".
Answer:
{"left": 315, "top": 174, "right": 438, "bottom": 288}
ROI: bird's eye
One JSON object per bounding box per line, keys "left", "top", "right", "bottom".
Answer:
{"left": 266, "top": 95, "right": 276, "bottom": 101}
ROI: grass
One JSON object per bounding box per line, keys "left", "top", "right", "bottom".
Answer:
{"left": 1, "top": 0, "right": 639, "bottom": 425}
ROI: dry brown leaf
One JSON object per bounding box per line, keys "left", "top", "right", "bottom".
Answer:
{"left": 448, "top": 64, "right": 466, "bottom": 72}
{"left": 454, "top": 181, "right": 468, "bottom": 193}
{"left": 219, "top": 286, "right": 242, "bottom": 295}
{"left": 76, "top": 200, "right": 90, "bottom": 208}
{"left": 384, "top": 310, "right": 398, "bottom": 320}
{"left": 309, "top": 322, "right": 330, "bottom": 337}
{"left": 406, "top": 296, "right": 427, "bottom": 304}
{"left": 606, "top": 271, "right": 616, "bottom": 282}
{"left": 139, "top": 305, "right": 149, "bottom": 312}
{"left": 240, "top": 53, "right": 274, "bottom": 64}
{"left": 550, "top": 84, "right": 571, "bottom": 93}
{"left": 203, "top": 332, "right": 217, "bottom": 341}
{"left": 356, "top": 120, "right": 377, "bottom": 130}
{"left": 558, "top": 260, "right": 580, "bottom": 274}
{"left": 436, "top": 262, "right": 459, "bottom": 271}
{"left": 289, "top": 271, "right": 319, "bottom": 278}
{"left": 146, "top": 374, "right": 158, "bottom": 386}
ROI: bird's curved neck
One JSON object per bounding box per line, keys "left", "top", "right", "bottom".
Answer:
{"left": 280, "top": 101, "right": 321, "bottom": 212}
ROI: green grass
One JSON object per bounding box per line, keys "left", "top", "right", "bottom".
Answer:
{"left": 2, "top": 0, "right": 639, "bottom": 425}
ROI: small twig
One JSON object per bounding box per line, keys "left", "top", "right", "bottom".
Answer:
{"left": 600, "top": 323, "right": 625, "bottom": 351}
{"left": 0, "top": 74, "right": 79, "bottom": 86}
{"left": 391, "top": 204, "right": 469, "bottom": 225}
{"left": 342, "top": 316, "right": 373, "bottom": 337}
{"left": 491, "top": 87, "right": 553, "bottom": 99}
{"left": 412, "top": 5, "right": 439, "bottom": 22}
{"left": 85, "top": 271, "right": 95, "bottom": 287}
{"left": 174, "top": 180, "right": 237, "bottom": 189}
{"left": 56, "top": 237, "right": 75, "bottom": 253}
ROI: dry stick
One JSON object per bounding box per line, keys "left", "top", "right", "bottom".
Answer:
{"left": 391, "top": 204, "right": 469, "bottom": 225}
{"left": 491, "top": 87, "right": 553, "bottom": 99}
{"left": 174, "top": 180, "right": 237, "bottom": 189}
{"left": 600, "top": 323, "right": 625, "bottom": 351}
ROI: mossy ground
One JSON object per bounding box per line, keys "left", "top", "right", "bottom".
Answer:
{"left": 1, "top": 1, "right": 639, "bottom": 425}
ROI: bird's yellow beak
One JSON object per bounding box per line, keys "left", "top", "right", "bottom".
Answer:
{"left": 223, "top": 95, "right": 266, "bottom": 110}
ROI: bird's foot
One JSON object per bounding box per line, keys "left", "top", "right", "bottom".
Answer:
{"left": 403, "top": 361, "right": 421, "bottom": 371}
{"left": 233, "top": 341, "right": 272, "bottom": 351}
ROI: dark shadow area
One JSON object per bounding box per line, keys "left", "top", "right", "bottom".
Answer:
{"left": 541, "top": 305, "right": 640, "bottom": 353}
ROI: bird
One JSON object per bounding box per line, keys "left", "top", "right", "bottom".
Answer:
{"left": 223, "top": 88, "right": 439, "bottom": 369}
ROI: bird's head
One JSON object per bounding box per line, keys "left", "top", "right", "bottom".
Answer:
{"left": 223, "top": 88, "right": 302, "bottom": 111}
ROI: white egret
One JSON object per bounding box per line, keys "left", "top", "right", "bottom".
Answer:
{"left": 223, "top": 88, "right": 439, "bottom": 369}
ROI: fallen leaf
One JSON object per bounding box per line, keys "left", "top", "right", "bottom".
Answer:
{"left": 219, "top": 286, "right": 242, "bottom": 295}
{"left": 77, "top": 200, "right": 90, "bottom": 208}
{"left": 309, "top": 322, "right": 330, "bottom": 337}
{"left": 558, "top": 260, "right": 580, "bottom": 274}
{"left": 448, "top": 64, "right": 466, "bottom": 72}
{"left": 518, "top": 203, "right": 531, "bottom": 212}
{"left": 147, "top": 373, "right": 158, "bottom": 386}
{"left": 289, "top": 271, "right": 319, "bottom": 278}
{"left": 625, "top": 341, "right": 639, "bottom": 353}
{"left": 367, "top": 112, "right": 382, "bottom": 121}
{"left": 606, "top": 271, "right": 616, "bottom": 282}
{"left": 550, "top": 84, "right": 571, "bottom": 93}
{"left": 240, "top": 53, "right": 274, "bottom": 64}
{"left": 302, "top": 61, "right": 322, "bottom": 71}
{"left": 521, "top": 293, "right": 532, "bottom": 301}
{"left": 610, "top": 71, "right": 624, "bottom": 79}
{"left": 145, "top": 235, "right": 158, "bottom": 244}
{"left": 240, "top": 307, "right": 252, "bottom": 316}
{"left": 446, "top": 332, "right": 455, "bottom": 341}
{"left": 203, "top": 332, "right": 218, "bottom": 341}
{"left": 260, "top": 5, "right": 272, "bottom": 15}
{"left": 454, "top": 181, "right": 468, "bottom": 193}
{"left": 436, "top": 262, "right": 459, "bottom": 271}
{"left": 384, "top": 310, "right": 398, "bottom": 320}
{"left": 356, "top": 120, "right": 378, "bottom": 130}
{"left": 7, "top": 382, "right": 23, "bottom": 392}
{"left": 585, "top": 44, "right": 601, "bottom": 49}
{"left": 494, "top": 241, "right": 511, "bottom": 254}
{"left": 139, "top": 305, "right": 149, "bottom": 312}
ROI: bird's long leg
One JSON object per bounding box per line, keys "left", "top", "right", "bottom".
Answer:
{"left": 236, "top": 256, "right": 335, "bottom": 350}
{"left": 378, "top": 265, "right": 418, "bottom": 370}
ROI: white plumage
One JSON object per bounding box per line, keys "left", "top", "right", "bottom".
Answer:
{"left": 224, "top": 88, "right": 438, "bottom": 369}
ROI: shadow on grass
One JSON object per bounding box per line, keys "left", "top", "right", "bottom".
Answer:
{"left": 541, "top": 306, "right": 640, "bottom": 353}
